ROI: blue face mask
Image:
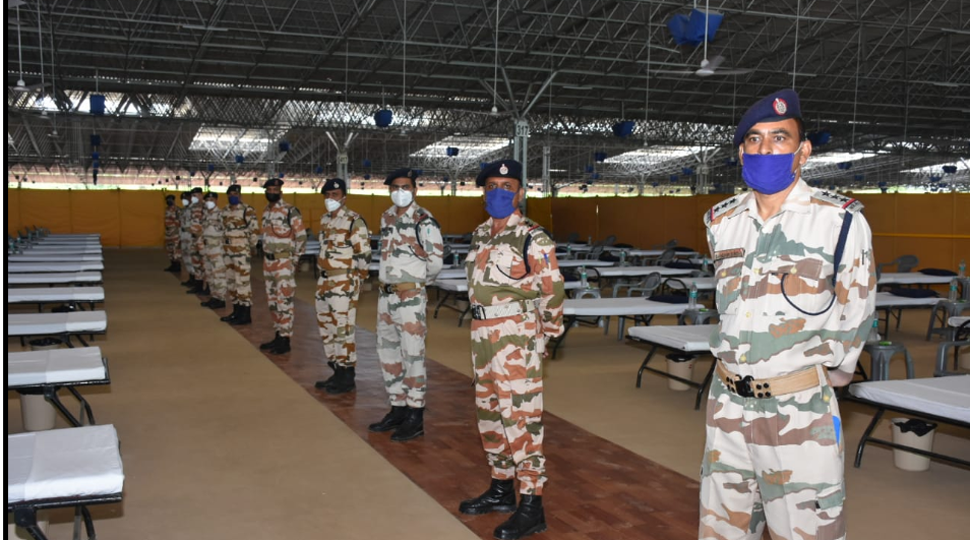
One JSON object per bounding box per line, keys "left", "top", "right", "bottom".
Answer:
{"left": 741, "top": 144, "right": 802, "bottom": 194}
{"left": 229, "top": 195, "right": 241, "bottom": 205}
{"left": 485, "top": 188, "right": 517, "bottom": 219}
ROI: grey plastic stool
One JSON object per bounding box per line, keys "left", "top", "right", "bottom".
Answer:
{"left": 863, "top": 342, "right": 915, "bottom": 380}
{"left": 926, "top": 300, "right": 970, "bottom": 341}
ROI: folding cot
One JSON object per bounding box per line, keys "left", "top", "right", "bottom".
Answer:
{"left": 8, "top": 254, "right": 104, "bottom": 263}
{"left": 7, "top": 272, "right": 104, "bottom": 287}
{"left": 7, "top": 424, "right": 124, "bottom": 540}
{"left": 848, "top": 376, "right": 970, "bottom": 469}
{"left": 8, "top": 312, "right": 108, "bottom": 348}
{"left": 627, "top": 324, "right": 717, "bottom": 409}
{"left": 8, "top": 262, "right": 105, "bottom": 273}
{"left": 549, "top": 297, "right": 689, "bottom": 358}
{"left": 8, "top": 287, "right": 105, "bottom": 312}
{"left": 7, "top": 347, "right": 110, "bottom": 428}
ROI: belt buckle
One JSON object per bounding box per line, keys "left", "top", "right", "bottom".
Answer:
{"left": 733, "top": 375, "right": 755, "bottom": 398}
{"left": 471, "top": 305, "right": 486, "bottom": 320}
{"left": 382, "top": 284, "right": 395, "bottom": 294}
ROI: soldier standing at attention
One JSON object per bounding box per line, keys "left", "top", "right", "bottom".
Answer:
{"left": 312, "top": 178, "right": 372, "bottom": 394}
{"left": 186, "top": 187, "right": 208, "bottom": 295}
{"left": 220, "top": 184, "right": 260, "bottom": 326}
{"left": 179, "top": 192, "right": 196, "bottom": 287}
{"left": 458, "top": 160, "right": 564, "bottom": 540}
{"left": 700, "top": 89, "right": 875, "bottom": 540}
{"left": 200, "top": 192, "right": 228, "bottom": 310}
{"left": 163, "top": 194, "right": 182, "bottom": 273}
{"left": 368, "top": 168, "right": 444, "bottom": 441}
{"left": 259, "top": 178, "right": 307, "bottom": 355}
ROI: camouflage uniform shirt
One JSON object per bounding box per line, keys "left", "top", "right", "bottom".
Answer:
{"left": 261, "top": 199, "right": 307, "bottom": 259}
{"left": 222, "top": 203, "right": 259, "bottom": 252}
{"left": 318, "top": 206, "right": 370, "bottom": 280}
{"left": 705, "top": 179, "right": 876, "bottom": 378}
{"left": 378, "top": 203, "right": 444, "bottom": 284}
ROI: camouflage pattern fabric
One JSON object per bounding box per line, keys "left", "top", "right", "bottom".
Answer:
{"left": 700, "top": 180, "right": 876, "bottom": 540}
{"left": 377, "top": 203, "right": 444, "bottom": 408}
{"left": 262, "top": 199, "right": 307, "bottom": 337}
{"left": 179, "top": 205, "right": 195, "bottom": 275}
{"left": 164, "top": 205, "right": 181, "bottom": 260}
{"left": 222, "top": 202, "right": 259, "bottom": 306}
{"left": 465, "top": 212, "right": 565, "bottom": 496}
{"left": 189, "top": 202, "right": 206, "bottom": 281}
{"left": 202, "top": 205, "right": 227, "bottom": 301}
{"left": 315, "top": 205, "right": 371, "bottom": 367}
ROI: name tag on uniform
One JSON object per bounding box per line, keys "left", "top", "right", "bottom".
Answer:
{"left": 714, "top": 248, "right": 745, "bottom": 261}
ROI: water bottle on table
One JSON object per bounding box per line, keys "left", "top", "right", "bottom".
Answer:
{"left": 949, "top": 279, "right": 959, "bottom": 302}
{"left": 688, "top": 282, "right": 698, "bottom": 309}
{"left": 959, "top": 259, "right": 966, "bottom": 278}
{"left": 580, "top": 265, "right": 588, "bottom": 289}
{"left": 867, "top": 317, "right": 881, "bottom": 344}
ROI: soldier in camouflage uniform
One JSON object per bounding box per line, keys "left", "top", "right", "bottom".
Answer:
{"left": 700, "top": 89, "right": 875, "bottom": 540}
{"left": 179, "top": 192, "right": 197, "bottom": 287}
{"left": 458, "top": 160, "right": 565, "bottom": 540}
{"left": 185, "top": 187, "right": 208, "bottom": 295}
{"left": 312, "top": 178, "right": 372, "bottom": 394}
{"left": 163, "top": 194, "right": 182, "bottom": 272}
{"left": 200, "top": 192, "right": 228, "bottom": 309}
{"left": 220, "top": 184, "right": 260, "bottom": 326}
{"left": 259, "top": 178, "right": 307, "bottom": 355}
{"left": 367, "top": 168, "right": 444, "bottom": 441}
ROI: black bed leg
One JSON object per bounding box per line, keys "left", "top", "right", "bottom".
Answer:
{"left": 854, "top": 407, "right": 885, "bottom": 468}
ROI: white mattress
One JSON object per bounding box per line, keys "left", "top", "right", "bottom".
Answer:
{"left": 564, "top": 297, "right": 688, "bottom": 317}
{"left": 33, "top": 240, "right": 102, "bottom": 246}
{"left": 17, "top": 246, "right": 103, "bottom": 254}
{"left": 850, "top": 376, "right": 970, "bottom": 423}
{"left": 45, "top": 234, "right": 101, "bottom": 239}
{"left": 7, "top": 272, "right": 103, "bottom": 285}
{"left": 7, "top": 424, "right": 124, "bottom": 504}
{"left": 8, "top": 311, "right": 108, "bottom": 335}
{"left": 433, "top": 278, "right": 580, "bottom": 292}
{"left": 950, "top": 317, "right": 969, "bottom": 327}
{"left": 627, "top": 324, "right": 717, "bottom": 352}
{"left": 8, "top": 261, "right": 104, "bottom": 273}
{"left": 875, "top": 292, "right": 942, "bottom": 308}
{"left": 878, "top": 273, "right": 954, "bottom": 286}
{"left": 7, "top": 347, "right": 107, "bottom": 386}
{"left": 595, "top": 266, "right": 694, "bottom": 278}
{"left": 664, "top": 277, "right": 715, "bottom": 291}
{"left": 8, "top": 254, "right": 104, "bottom": 263}
{"left": 8, "top": 287, "right": 106, "bottom": 304}
{"left": 557, "top": 259, "right": 614, "bottom": 268}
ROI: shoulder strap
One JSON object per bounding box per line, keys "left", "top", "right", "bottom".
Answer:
{"left": 414, "top": 211, "right": 440, "bottom": 246}
{"left": 832, "top": 212, "right": 853, "bottom": 287}
{"left": 518, "top": 224, "right": 546, "bottom": 275}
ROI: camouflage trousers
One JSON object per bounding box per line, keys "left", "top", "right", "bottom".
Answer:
{"left": 699, "top": 366, "right": 845, "bottom": 540}
{"left": 190, "top": 239, "right": 205, "bottom": 281}
{"left": 470, "top": 311, "right": 546, "bottom": 496}
{"left": 376, "top": 287, "right": 428, "bottom": 408}
{"left": 224, "top": 247, "right": 253, "bottom": 306}
{"left": 264, "top": 256, "right": 297, "bottom": 337}
{"left": 180, "top": 234, "right": 195, "bottom": 275}
{"left": 203, "top": 240, "right": 227, "bottom": 300}
{"left": 315, "top": 273, "right": 361, "bottom": 367}
{"left": 165, "top": 234, "right": 181, "bottom": 260}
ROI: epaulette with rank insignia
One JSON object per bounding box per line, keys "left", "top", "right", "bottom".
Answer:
{"left": 812, "top": 190, "right": 864, "bottom": 214}
{"left": 704, "top": 195, "right": 745, "bottom": 227}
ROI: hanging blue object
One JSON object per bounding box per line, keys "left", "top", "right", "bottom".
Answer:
{"left": 878, "top": 181, "right": 888, "bottom": 188}
{"left": 612, "top": 121, "right": 636, "bottom": 138}
{"left": 90, "top": 134, "right": 101, "bottom": 147}
{"left": 807, "top": 131, "right": 832, "bottom": 146}
{"left": 363, "top": 174, "right": 371, "bottom": 180}
{"left": 682, "top": 167, "right": 695, "bottom": 176}
{"left": 92, "top": 160, "right": 99, "bottom": 170}
{"left": 446, "top": 147, "right": 460, "bottom": 157}
{"left": 443, "top": 176, "right": 449, "bottom": 182}
{"left": 279, "top": 141, "right": 290, "bottom": 152}
{"left": 651, "top": 182, "right": 659, "bottom": 188}
{"left": 667, "top": 9, "right": 724, "bottom": 46}
{"left": 189, "top": 170, "right": 196, "bottom": 177}
{"left": 315, "top": 165, "right": 324, "bottom": 174}
{"left": 235, "top": 155, "right": 244, "bottom": 164}
{"left": 363, "top": 159, "right": 372, "bottom": 168}
{"left": 585, "top": 164, "right": 595, "bottom": 173}
{"left": 669, "top": 175, "right": 679, "bottom": 183}
{"left": 929, "top": 176, "right": 941, "bottom": 182}
{"left": 91, "top": 151, "right": 100, "bottom": 160}
{"left": 837, "top": 162, "right": 853, "bottom": 170}
{"left": 278, "top": 172, "right": 285, "bottom": 179}
{"left": 90, "top": 95, "right": 106, "bottom": 116}
{"left": 374, "top": 109, "right": 393, "bottom": 127}
{"left": 854, "top": 174, "right": 864, "bottom": 181}
{"left": 207, "top": 163, "right": 216, "bottom": 173}
{"left": 942, "top": 165, "right": 957, "bottom": 174}
{"left": 594, "top": 152, "right": 608, "bottom": 162}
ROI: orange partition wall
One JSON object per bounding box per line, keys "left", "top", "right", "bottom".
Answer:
{"left": 525, "top": 197, "right": 553, "bottom": 233}
{"left": 7, "top": 188, "right": 22, "bottom": 236}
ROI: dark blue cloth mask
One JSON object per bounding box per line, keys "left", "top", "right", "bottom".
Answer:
{"left": 485, "top": 189, "right": 517, "bottom": 219}
{"left": 741, "top": 145, "right": 802, "bottom": 194}
{"left": 228, "top": 195, "right": 241, "bottom": 205}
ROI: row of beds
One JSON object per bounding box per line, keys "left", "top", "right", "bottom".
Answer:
{"left": 423, "top": 247, "right": 970, "bottom": 470}
{"left": 7, "top": 230, "right": 124, "bottom": 540}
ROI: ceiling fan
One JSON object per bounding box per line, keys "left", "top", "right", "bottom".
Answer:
{"left": 655, "top": 1, "right": 752, "bottom": 78}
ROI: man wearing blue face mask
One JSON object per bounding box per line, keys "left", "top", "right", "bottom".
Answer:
{"left": 699, "top": 89, "right": 876, "bottom": 540}
{"left": 460, "top": 160, "right": 565, "bottom": 540}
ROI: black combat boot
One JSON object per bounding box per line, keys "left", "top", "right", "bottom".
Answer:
{"left": 206, "top": 298, "right": 226, "bottom": 309}
{"left": 186, "top": 280, "right": 204, "bottom": 294}
{"left": 270, "top": 336, "right": 290, "bottom": 354}
{"left": 391, "top": 407, "right": 424, "bottom": 442}
{"left": 259, "top": 332, "right": 281, "bottom": 350}
{"left": 170, "top": 261, "right": 181, "bottom": 273}
{"left": 181, "top": 276, "right": 195, "bottom": 287}
{"left": 325, "top": 366, "right": 356, "bottom": 394}
{"left": 202, "top": 285, "right": 211, "bottom": 297}
{"left": 230, "top": 305, "right": 251, "bottom": 326}
{"left": 368, "top": 406, "right": 409, "bottom": 433}
{"left": 493, "top": 495, "right": 546, "bottom": 540}
{"left": 163, "top": 261, "right": 177, "bottom": 272}
{"left": 458, "top": 479, "right": 517, "bottom": 515}
{"left": 314, "top": 361, "right": 338, "bottom": 389}
{"left": 220, "top": 304, "right": 241, "bottom": 322}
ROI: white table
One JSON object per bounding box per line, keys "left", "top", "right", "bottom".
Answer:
{"left": 550, "top": 297, "right": 689, "bottom": 357}
{"left": 878, "top": 272, "right": 955, "bottom": 286}
{"left": 8, "top": 261, "right": 105, "bottom": 273}
{"left": 627, "top": 324, "right": 717, "bottom": 409}
{"left": 8, "top": 311, "right": 108, "bottom": 347}
{"left": 7, "top": 271, "right": 103, "bottom": 286}
{"left": 8, "top": 286, "right": 105, "bottom": 311}
{"left": 8, "top": 254, "right": 104, "bottom": 263}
